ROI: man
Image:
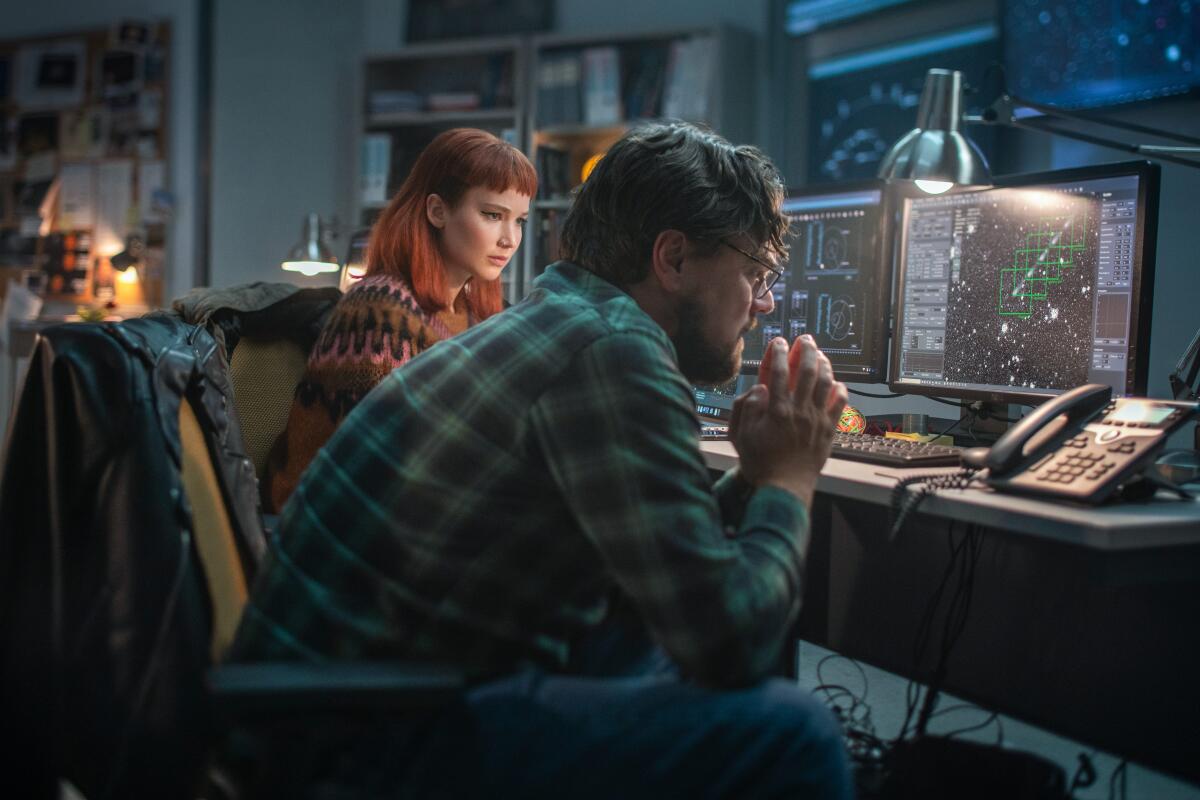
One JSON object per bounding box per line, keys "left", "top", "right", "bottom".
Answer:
{"left": 232, "top": 121, "right": 852, "bottom": 798}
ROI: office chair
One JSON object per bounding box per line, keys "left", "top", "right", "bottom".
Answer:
{"left": 0, "top": 315, "right": 463, "bottom": 799}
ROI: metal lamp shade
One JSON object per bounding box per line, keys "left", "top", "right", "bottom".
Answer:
{"left": 878, "top": 69, "right": 991, "bottom": 189}
{"left": 281, "top": 212, "right": 339, "bottom": 276}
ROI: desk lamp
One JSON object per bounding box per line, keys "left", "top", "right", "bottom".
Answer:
{"left": 281, "top": 212, "right": 339, "bottom": 277}
{"left": 879, "top": 68, "right": 1200, "bottom": 193}
{"left": 876, "top": 68, "right": 991, "bottom": 193}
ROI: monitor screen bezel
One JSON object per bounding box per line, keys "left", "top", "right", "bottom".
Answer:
{"left": 886, "top": 160, "right": 1160, "bottom": 405}
{"left": 759, "top": 179, "right": 894, "bottom": 384}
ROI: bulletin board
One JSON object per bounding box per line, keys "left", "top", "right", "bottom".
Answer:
{"left": 0, "top": 20, "right": 170, "bottom": 309}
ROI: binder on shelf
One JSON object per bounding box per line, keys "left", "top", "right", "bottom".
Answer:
{"left": 535, "top": 207, "right": 568, "bottom": 274}
{"left": 535, "top": 144, "right": 571, "bottom": 200}
{"left": 662, "top": 36, "right": 716, "bottom": 122}
{"left": 361, "top": 133, "right": 392, "bottom": 206}
{"left": 582, "top": 46, "right": 622, "bottom": 126}
{"left": 622, "top": 42, "right": 669, "bottom": 120}
{"left": 537, "top": 51, "right": 583, "bottom": 127}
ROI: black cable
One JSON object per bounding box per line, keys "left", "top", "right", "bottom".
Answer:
{"left": 932, "top": 704, "right": 1003, "bottom": 744}
{"left": 848, "top": 387, "right": 905, "bottom": 399}
{"left": 928, "top": 396, "right": 972, "bottom": 408}
{"left": 810, "top": 654, "right": 889, "bottom": 766}
{"left": 933, "top": 410, "right": 970, "bottom": 439}
{"left": 914, "top": 524, "right": 982, "bottom": 738}
{"left": 1108, "top": 759, "right": 1128, "bottom": 800}
{"left": 1070, "top": 751, "right": 1098, "bottom": 794}
{"left": 888, "top": 469, "right": 980, "bottom": 540}
{"left": 895, "top": 522, "right": 968, "bottom": 743}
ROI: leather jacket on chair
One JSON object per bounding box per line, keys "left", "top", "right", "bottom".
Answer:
{"left": 0, "top": 314, "right": 267, "bottom": 799}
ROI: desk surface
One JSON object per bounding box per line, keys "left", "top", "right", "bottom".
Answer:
{"left": 701, "top": 441, "right": 1200, "bottom": 550}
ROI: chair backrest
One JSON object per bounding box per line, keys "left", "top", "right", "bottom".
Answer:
{"left": 0, "top": 315, "right": 266, "bottom": 799}
{"left": 227, "top": 335, "right": 309, "bottom": 480}
{"left": 179, "top": 396, "right": 251, "bottom": 661}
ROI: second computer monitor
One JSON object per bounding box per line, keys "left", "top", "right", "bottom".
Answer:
{"left": 738, "top": 182, "right": 892, "bottom": 383}
{"left": 890, "top": 161, "right": 1160, "bottom": 404}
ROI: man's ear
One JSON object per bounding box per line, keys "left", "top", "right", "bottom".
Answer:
{"left": 649, "top": 229, "right": 688, "bottom": 292}
{"left": 425, "top": 193, "right": 448, "bottom": 229}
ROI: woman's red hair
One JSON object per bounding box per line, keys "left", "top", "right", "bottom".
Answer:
{"left": 366, "top": 128, "right": 537, "bottom": 319}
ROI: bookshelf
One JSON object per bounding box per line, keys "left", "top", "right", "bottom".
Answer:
{"left": 356, "top": 27, "right": 757, "bottom": 304}
{"left": 517, "top": 26, "right": 757, "bottom": 298}
{"left": 357, "top": 36, "right": 528, "bottom": 302}
{"left": 0, "top": 22, "right": 172, "bottom": 310}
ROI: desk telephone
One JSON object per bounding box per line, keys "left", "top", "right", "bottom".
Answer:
{"left": 962, "top": 384, "right": 1200, "bottom": 503}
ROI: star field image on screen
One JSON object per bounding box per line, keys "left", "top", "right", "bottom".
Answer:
{"left": 1005, "top": 0, "right": 1199, "bottom": 109}
{"left": 740, "top": 188, "right": 885, "bottom": 381}
{"left": 895, "top": 175, "right": 1141, "bottom": 397}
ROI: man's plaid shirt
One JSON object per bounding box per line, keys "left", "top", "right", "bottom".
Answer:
{"left": 232, "top": 262, "right": 810, "bottom": 686}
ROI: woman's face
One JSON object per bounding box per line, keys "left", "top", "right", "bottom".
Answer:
{"left": 427, "top": 185, "right": 531, "bottom": 288}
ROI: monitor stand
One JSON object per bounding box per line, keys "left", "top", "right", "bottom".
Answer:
{"left": 954, "top": 401, "right": 1017, "bottom": 446}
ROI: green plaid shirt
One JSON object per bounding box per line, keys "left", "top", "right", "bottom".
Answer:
{"left": 232, "top": 262, "right": 810, "bottom": 686}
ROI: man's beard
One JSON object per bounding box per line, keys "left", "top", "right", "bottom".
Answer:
{"left": 674, "top": 296, "right": 750, "bottom": 385}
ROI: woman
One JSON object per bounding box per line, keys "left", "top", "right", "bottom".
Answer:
{"left": 263, "top": 128, "right": 536, "bottom": 512}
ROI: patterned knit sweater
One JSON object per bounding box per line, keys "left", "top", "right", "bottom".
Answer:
{"left": 263, "top": 274, "right": 471, "bottom": 513}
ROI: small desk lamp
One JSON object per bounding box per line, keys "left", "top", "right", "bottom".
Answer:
{"left": 281, "top": 212, "right": 339, "bottom": 277}
{"left": 876, "top": 68, "right": 991, "bottom": 194}
{"left": 879, "top": 68, "right": 1200, "bottom": 193}
{"left": 110, "top": 234, "right": 144, "bottom": 272}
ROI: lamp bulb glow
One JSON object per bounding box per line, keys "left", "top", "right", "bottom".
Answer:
{"left": 915, "top": 179, "right": 954, "bottom": 195}
{"left": 281, "top": 260, "right": 339, "bottom": 277}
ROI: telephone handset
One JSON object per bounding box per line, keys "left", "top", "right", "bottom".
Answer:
{"left": 963, "top": 383, "right": 1200, "bottom": 504}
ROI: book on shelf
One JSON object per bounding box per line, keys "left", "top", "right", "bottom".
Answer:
{"left": 361, "top": 133, "right": 392, "bottom": 205}
{"left": 535, "top": 144, "right": 571, "bottom": 200}
{"left": 427, "top": 91, "right": 482, "bottom": 112}
{"left": 481, "top": 52, "right": 515, "bottom": 109}
{"left": 534, "top": 207, "right": 568, "bottom": 274}
{"left": 581, "top": 46, "right": 622, "bottom": 126}
{"left": 537, "top": 51, "right": 583, "bottom": 127}
{"left": 662, "top": 35, "right": 716, "bottom": 122}
{"left": 369, "top": 90, "right": 423, "bottom": 115}
{"left": 621, "top": 42, "right": 669, "bottom": 120}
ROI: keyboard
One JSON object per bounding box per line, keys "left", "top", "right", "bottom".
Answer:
{"left": 700, "top": 424, "right": 729, "bottom": 440}
{"left": 830, "top": 432, "right": 963, "bottom": 468}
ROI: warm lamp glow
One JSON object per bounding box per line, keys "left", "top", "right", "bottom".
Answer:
{"left": 117, "top": 267, "right": 140, "bottom": 284}
{"left": 581, "top": 152, "right": 604, "bottom": 183}
{"left": 282, "top": 212, "right": 339, "bottom": 276}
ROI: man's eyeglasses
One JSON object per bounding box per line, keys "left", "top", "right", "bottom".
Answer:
{"left": 720, "top": 240, "right": 783, "bottom": 299}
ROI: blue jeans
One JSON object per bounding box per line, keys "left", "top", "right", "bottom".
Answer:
{"left": 266, "top": 613, "right": 853, "bottom": 799}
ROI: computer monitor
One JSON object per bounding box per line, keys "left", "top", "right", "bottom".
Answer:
{"left": 693, "top": 375, "right": 755, "bottom": 423}
{"left": 889, "top": 161, "right": 1160, "bottom": 405}
{"left": 738, "top": 182, "right": 892, "bottom": 383}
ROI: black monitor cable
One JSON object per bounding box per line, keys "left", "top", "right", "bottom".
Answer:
{"left": 848, "top": 387, "right": 905, "bottom": 399}
{"left": 1069, "top": 751, "right": 1099, "bottom": 796}
{"left": 811, "top": 654, "right": 888, "bottom": 769}
{"left": 929, "top": 703, "right": 1003, "bottom": 745}
{"left": 893, "top": 523, "right": 984, "bottom": 745}
{"left": 1108, "top": 759, "right": 1128, "bottom": 800}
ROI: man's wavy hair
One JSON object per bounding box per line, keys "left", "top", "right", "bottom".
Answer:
{"left": 559, "top": 121, "right": 789, "bottom": 288}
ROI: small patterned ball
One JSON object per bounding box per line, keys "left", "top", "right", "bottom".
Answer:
{"left": 837, "top": 405, "right": 867, "bottom": 434}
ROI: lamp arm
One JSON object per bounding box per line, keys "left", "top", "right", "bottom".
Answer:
{"left": 989, "top": 92, "right": 1200, "bottom": 147}
{"left": 1170, "top": 327, "right": 1200, "bottom": 402}
{"left": 1008, "top": 117, "right": 1200, "bottom": 170}
{"left": 967, "top": 93, "right": 1200, "bottom": 170}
